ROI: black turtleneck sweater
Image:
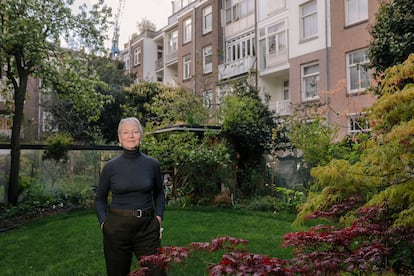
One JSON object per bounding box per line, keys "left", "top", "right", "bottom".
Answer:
{"left": 94, "top": 148, "right": 165, "bottom": 225}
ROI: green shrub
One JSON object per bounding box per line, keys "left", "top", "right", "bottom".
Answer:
{"left": 236, "top": 196, "right": 281, "bottom": 212}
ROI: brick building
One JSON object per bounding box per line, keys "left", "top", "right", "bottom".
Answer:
{"left": 120, "top": 0, "right": 383, "bottom": 140}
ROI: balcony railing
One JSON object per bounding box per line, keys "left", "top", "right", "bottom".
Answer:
{"left": 218, "top": 56, "right": 256, "bottom": 80}
{"left": 269, "top": 100, "right": 290, "bottom": 115}
{"left": 165, "top": 49, "right": 178, "bottom": 65}
{"left": 155, "top": 58, "right": 164, "bottom": 70}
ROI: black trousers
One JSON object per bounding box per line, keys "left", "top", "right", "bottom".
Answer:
{"left": 102, "top": 213, "right": 165, "bottom": 276}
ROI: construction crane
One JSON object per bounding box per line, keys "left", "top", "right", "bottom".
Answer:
{"left": 110, "top": 0, "right": 125, "bottom": 58}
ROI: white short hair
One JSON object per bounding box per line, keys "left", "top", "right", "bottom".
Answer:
{"left": 117, "top": 117, "right": 143, "bottom": 135}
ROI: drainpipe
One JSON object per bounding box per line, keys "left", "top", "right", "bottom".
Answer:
{"left": 325, "top": 0, "right": 331, "bottom": 120}
{"left": 254, "top": 0, "right": 258, "bottom": 90}
{"left": 192, "top": 6, "right": 196, "bottom": 95}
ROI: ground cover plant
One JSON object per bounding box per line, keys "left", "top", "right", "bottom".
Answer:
{"left": 132, "top": 204, "right": 411, "bottom": 275}
{"left": 0, "top": 207, "right": 300, "bottom": 275}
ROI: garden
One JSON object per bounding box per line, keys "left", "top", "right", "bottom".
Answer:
{"left": 1, "top": 1, "right": 414, "bottom": 274}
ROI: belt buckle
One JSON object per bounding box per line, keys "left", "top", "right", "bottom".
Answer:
{"left": 135, "top": 209, "right": 142, "bottom": 218}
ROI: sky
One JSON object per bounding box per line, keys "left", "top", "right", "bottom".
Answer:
{"left": 74, "top": 0, "right": 172, "bottom": 50}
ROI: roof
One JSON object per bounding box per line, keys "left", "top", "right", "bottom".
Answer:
{"left": 150, "top": 124, "right": 221, "bottom": 134}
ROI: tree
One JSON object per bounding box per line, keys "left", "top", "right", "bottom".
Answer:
{"left": 122, "top": 82, "right": 168, "bottom": 128}
{"left": 41, "top": 52, "right": 113, "bottom": 143}
{"left": 295, "top": 54, "right": 414, "bottom": 232}
{"left": 368, "top": 0, "right": 414, "bottom": 76}
{"left": 122, "top": 82, "right": 208, "bottom": 129}
{"left": 0, "top": 0, "right": 111, "bottom": 204}
{"left": 142, "top": 131, "right": 234, "bottom": 204}
{"left": 148, "top": 86, "right": 208, "bottom": 127}
{"left": 137, "top": 17, "right": 157, "bottom": 33}
{"left": 219, "top": 79, "right": 275, "bottom": 196}
{"left": 89, "top": 56, "right": 132, "bottom": 143}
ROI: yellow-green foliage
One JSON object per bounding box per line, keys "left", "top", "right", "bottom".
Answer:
{"left": 369, "top": 85, "right": 414, "bottom": 133}
{"left": 295, "top": 54, "right": 414, "bottom": 228}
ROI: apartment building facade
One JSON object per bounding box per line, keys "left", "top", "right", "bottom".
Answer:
{"left": 0, "top": 0, "right": 385, "bottom": 144}
{"left": 122, "top": 0, "right": 223, "bottom": 109}
{"left": 119, "top": 0, "right": 383, "bottom": 140}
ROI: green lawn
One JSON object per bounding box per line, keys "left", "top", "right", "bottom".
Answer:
{"left": 0, "top": 207, "right": 306, "bottom": 275}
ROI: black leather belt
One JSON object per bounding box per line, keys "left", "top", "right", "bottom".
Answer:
{"left": 110, "top": 208, "right": 154, "bottom": 218}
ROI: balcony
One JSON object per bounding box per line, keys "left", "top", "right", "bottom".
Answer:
{"left": 269, "top": 100, "right": 290, "bottom": 116}
{"left": 266, "top": 48, "right": 288, "bottom": 68}
{"left": 155, "top": 58, "right": 164, "bottom": 71}
{"left": 218, "top": 56, "right": 256, "bottom": 80}
{"left": 165, "top": 49, "right": 178, "bottom": 65}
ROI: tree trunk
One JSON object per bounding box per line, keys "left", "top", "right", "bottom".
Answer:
{"left": 7, "top": 75, "right": 28, "bottom": 205}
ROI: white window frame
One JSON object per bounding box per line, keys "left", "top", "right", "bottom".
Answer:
{"left": 346, "top": 49, "right": 370, "bottom": 94}
{"left": 345, "top": 0, "right": 368, "bottom": 26}
{"left": 225, "top": 0, "right": 232, "bottom": 24}
{"left": 300, "top": 0, "right": 318, "bottom": 40}
{"left": 133, "top": 47, "right": 141, "bottom": 66}
{"left": 348, "top": 112, "right": 370, "bottom": 134}
{"left": 203, "top": 45, "right": 213, "bottom": 74}
{"left": 225, "top": 31, "right": 255, "bottom": 63}
{"left": 203, "top": 5, "right": 212, "bottom": 34}
{"left": 183, "top": 17, "right": 192, "bottom": 43}
{"left": 225, "top": 0, "right": 255, "bottom": 25}
{"left": 168, "top": 30, "right": 178, "bottom": 53}
{"left": 183, "top": 55, "right": 191, "bottom": 80}
{"left": 301, "top": 62, "right": 320, "bottom": 101}
{"left": 124, "top": 53, "right": 130, "bottom": 71}
{"left": 216, "top": 86, "right": 232, "bottom": 106}
{"left": 203, "top": 90, "right": 213, "bottom": 109}
{"left": 266, "top": 22, "right": 287, "bottom": 54}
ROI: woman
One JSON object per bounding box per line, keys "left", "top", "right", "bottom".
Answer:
{"left": 94, "top": 117, "right": 166, "bottom": 276}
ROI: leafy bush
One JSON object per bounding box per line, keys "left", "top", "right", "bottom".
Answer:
{"left": 42, "top": 133, "right": 73, "bottom": 163}
{"left": 240, "top": 196, "right": 281, "bottom": 212}
{"left": 274, "top": 187, "right": 304, "bottom": 213}
{"left": 131, "top": 205, "right": 411, "bottom": 275}
{"left": 143, "top": 131, "right": 235, "bottom": 205}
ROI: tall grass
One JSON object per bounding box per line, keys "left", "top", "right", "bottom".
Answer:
{"left": 0, "top": 207, "right": 305, "bottom": 275}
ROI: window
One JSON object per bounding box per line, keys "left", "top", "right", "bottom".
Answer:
{"left": 168, "top": 30, "right": 178, "bottom": 53}
{"left": 300, "top": 0, "right": 317, "bottom": 40}
{"left": 225, "top": 0, "right": 232, "bottom": 24}
{"left": 283, "top": 80, "right": 289, "bottom": 100}
{"left": 124, "top": 53, "right": 130, "bottom": 71}
{"left": 203, "top": 5, "right": 212, "bottom": 34}
{"left": 0, "top": 115, "right": 12, "bottom": 134}
{"left": 267, "top": 22, "right": 286, "bottom": 54}
{"left": 183, "top": 55, "right": 191, "bottom": 80}
{"left": 225, "top": 0, "right": 255, "bottom": 25}
{"left": 183, "top": 18, "right": 192, "bottom": 43}
{"left": 42, "top": 112, "right": 57, "bottom": 132}
{"left": 133, "top": 47, "right": 141, "bottom": 66}
{"left": 345, "top": 0, "right": 368, "bottom": 26}
{"left": 348, "top": 113, "right": 370, "bottom": 134}
{"left": 172, "top": 0, "right": 191, "bottom": 12}
{"left": 258, "top": 21, "right": 287, "bottom": 70}
{"left": 347, "top": 49, "right": 370, "bottom": 93}
{"left": 225, "top": 31, "right": 255, "bottom": 63}
{"left": 203, "top": 45, "right": 213, "bottom": 74}
{"left": 203, "top": 90, "right": 213, "bottom": 108}
{"left": 302, "top": 62, "right": 319, "bottom": 100}
{"left": 216, "top": 86, "right": 231, "bottom": 106}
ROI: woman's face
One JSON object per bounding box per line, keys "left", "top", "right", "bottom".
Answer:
{"left": 118, "top": 121, "right": 141, "bottom": 150}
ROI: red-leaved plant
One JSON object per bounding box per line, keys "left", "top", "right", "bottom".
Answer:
{"left": 129, "top": 206, "right": 413, "bottom": 275}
